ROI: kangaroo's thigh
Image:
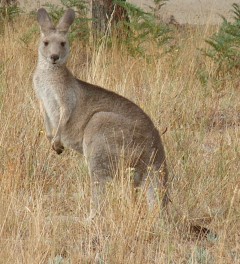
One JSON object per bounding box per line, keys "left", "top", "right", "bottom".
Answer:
{"left": 83, "top": 133, "right": 118, "bottom": 216}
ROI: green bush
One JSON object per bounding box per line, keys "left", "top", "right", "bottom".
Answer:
{"left": 113, "top": 0, "right": 172, "bottom": 57}
{"left": 0, "top": 2, "right": 21, "bottom": 21}
{"left": 0, "top": 1, "right": 21, "bottom": 34}
{"left": 204, "top": 3, "right": 240, "bottom": 75}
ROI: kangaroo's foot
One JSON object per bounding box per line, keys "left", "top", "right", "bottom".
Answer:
{"left": 52, "top": 138, "right": 64, "bottom": 154}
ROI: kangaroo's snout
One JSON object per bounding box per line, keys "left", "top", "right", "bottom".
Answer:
{"left": 50, "top": 54, "right": 60, "bottom": 63}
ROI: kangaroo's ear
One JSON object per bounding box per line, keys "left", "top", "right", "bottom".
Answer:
{"left": 37, "top": 8, "right": 55, "bottom": 34}
{"left": 56, "top": 9, "right": 75, "bottom": 33}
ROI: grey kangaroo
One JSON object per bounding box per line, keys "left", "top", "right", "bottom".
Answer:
{"left": 33, "top": 8, "right": 169, "bottom": 216}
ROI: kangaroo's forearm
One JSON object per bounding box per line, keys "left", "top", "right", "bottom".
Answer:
{"left": 54, "top": 106, "right": 72, "bottom": 140}
{"left": 40, "top": 100, "right": 53, "bottom": 140}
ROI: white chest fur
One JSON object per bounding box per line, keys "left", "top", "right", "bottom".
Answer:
{"left": 33, "top": 72, "right": 61, "bottom": 128}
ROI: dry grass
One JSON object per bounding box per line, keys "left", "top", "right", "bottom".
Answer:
{"left": 0, "top": 16, "right": 239, "bottom": 264}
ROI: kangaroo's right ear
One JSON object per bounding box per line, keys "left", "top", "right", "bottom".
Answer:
{"left": 37, "top": 8, "right": 55, "bottom": 34}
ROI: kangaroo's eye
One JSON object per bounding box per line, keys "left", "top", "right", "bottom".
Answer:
{"left": 61, "top": 42, "right": 66, "bottom": 47}
{"left": 43, "top": 41, "right": 49, "bottom": 46}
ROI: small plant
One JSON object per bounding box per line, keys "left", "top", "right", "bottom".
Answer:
{"left": 149, "top": 0, "right": 168, "bottom": 21}
{"left": 204, "top": 3, "right": 240, "bottom": 75}
{"left": 19, "top": 25, "right": 38, "bottom": 46}
{"left": 0, "top": 0, "right": 21, "bottom": 34}
{"left": 0, "top": 0, "right": 21, "bottom": 21}
{"left": 48, "top": 255, "right": 67, "bottom": 264}
{"left": 188, "top": 246, "right": 215, "bottom": 264}
{"left": 113, "top": 0, "right": 172, "bottom": 57}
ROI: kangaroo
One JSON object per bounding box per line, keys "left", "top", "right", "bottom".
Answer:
{"left": 33, "top": 8, "right": 169, "bottom": 216}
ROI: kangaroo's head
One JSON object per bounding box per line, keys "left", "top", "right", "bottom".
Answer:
{"left": 37, "top": 8, "right": 75, "bottom": 65}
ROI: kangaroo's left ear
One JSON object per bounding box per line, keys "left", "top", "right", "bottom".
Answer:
{"left": 56, "top": 9, "right": 75, "bottom": 34}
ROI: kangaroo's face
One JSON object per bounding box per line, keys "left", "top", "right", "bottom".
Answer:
{"left": 39, "top": 31, "right": 70, "bottom": 65}
{"left": 37, "top": 8, "right": 75, "bottom": 65}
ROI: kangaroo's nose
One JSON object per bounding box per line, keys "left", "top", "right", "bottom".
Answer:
{"left": 50, "top": 54, "right": 59, "bottom": 62}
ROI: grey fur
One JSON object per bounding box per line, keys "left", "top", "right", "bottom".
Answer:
{"left": 33, "top": 8, "right": 169, "bottom": 217}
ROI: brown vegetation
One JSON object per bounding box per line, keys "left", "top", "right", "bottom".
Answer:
{"left": 0, "top": 16, "right": 239, "bottom": 263}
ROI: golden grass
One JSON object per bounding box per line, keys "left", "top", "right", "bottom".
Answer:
{"left": 0, "top": 17, "right": 239, "bottom": 263}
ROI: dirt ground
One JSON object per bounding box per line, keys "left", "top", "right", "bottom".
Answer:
{"left": 18, "top": 0, "right": 237, "bottom": 25}
{"left": 131, "top": 0, "right": 236, "bottom": 24}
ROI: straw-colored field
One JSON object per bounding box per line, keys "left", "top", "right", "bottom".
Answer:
{"left": 0, "top": 14, "right": 239, "bottom": 263}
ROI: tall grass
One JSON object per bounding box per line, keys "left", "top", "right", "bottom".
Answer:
{"left": 0, "top": 16, "right": 239, "bottom": 263}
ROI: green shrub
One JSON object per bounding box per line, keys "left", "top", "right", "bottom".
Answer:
{"left": 0, "top": 1, "right": 21, "bottom": 21}
{"left": 113, "top": 0, "right": 172, "bottom": 57}
{"left": 204, "top": 3, "right": 240, "bottom": 75}
{"left": 0, "top": 1, "right": 21, "bottom": 34}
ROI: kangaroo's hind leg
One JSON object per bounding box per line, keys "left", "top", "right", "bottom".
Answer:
{"left": 82, "top": 112, "right": 133, "bottom": 218}
{"left": 134, "top": 159, "right": 169, "bottom": 212}
{"left": 83, "top": 134, "right": 118, "bottom": 219}
{"left": 87, "top": 150, "right": 115, "bottom": 218}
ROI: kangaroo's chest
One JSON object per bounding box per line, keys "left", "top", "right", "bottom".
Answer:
{"left": 34, "top": 75, "right": 61, "bottom": 126}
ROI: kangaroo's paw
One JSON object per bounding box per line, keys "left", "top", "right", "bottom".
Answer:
{"left": 52, "top": 138, "right": 64, "bottom": 154}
